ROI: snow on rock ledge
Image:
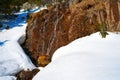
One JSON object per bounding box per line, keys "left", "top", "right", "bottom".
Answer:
{"left": 33, "top": 32, "right": 120, "bottom": 80}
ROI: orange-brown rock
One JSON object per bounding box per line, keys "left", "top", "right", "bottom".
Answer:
{"left": 23, "top": 0, "right": 120, "bottom": 66}
{"left": 37, "top": 54, "right": 50, "bottom": 67}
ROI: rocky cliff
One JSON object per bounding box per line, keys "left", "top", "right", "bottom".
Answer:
{"left": 23, "top": 0, "right": 120, "bottom": 66}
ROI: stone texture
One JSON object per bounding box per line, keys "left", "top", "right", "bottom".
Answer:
{"left": 23, "top": 0, "right": 120, "bottom": 66}
{"left": 16, "top": 69, "right": 39, "bottom": 80}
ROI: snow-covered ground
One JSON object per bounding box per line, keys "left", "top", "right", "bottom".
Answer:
{"left": 1, "top": 5, "right": 120, "bottom": 80}
{"left": 33, "top": 32, "right": 120, "bottom": 80}
{"left": 0, "top": 7, "right": 46, "bottom": 80}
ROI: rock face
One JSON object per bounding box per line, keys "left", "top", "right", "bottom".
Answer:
{"left": 23, "top": 0, "right": 120, "bottom": 66}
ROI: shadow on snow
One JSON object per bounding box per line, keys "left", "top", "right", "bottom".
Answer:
{"left": 0, "top": 8, "right": 39, "bottom": 31}
{"left": 0, "top": 40, "right": 9, "bottom": 46}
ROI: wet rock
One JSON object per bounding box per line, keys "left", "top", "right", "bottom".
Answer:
{"left": 23, "top": 0, "right": 120, "bottom": 66}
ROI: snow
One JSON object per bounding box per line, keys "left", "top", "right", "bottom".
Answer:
{"left": 0, "top": 76, "right": 16, "bottom": 80}
{"left": 0, "top": 24, "right": 35, "bottom": 79}
{"left": 0, "top": 17, "right": 35, "bottom": 77}
{"left": 33, "top": 6, "right": 47, "bottom": 13}
{"left": 0, "top": 7, "right": 47, "bottom": 80}
{"left": 33, "top": 32, "right": 120, "bottom": 80}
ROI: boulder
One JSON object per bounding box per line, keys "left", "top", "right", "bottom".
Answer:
{"left": 16, "top": 69, "right": 39, "bottom": 80}
{"left": 23, "top": 0, "right": 120, "bottom": 66}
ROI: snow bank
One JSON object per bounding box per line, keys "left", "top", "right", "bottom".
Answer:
{"left": 0, "top": 8, "right": 45, "bottom": 79}
{"left": 33, "top": 32, "right": 120, "bottom": 80}
{"left": 0, "top": 24, "right": 26, "bottom": 41}
{"left": 0, "top": 76, "right": 16, "bottom": 80}
{"left": 0, "top": 6, "right": 47, "bottom": 80}
{"left": 0, "top": 24, "right": 35, "bottom": 79}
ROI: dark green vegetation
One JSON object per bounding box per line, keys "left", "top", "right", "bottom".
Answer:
{"left": 0, "top": 0, "right": 70, "bottom": 15}
{"left": 0, "top": 0, "right": 23, "bottom": 14}
{"left": 96, "top": 22, "right": 109, "bottom": 38}
{"left": 0, "top": 0, "right": 41, "bottom": 15}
